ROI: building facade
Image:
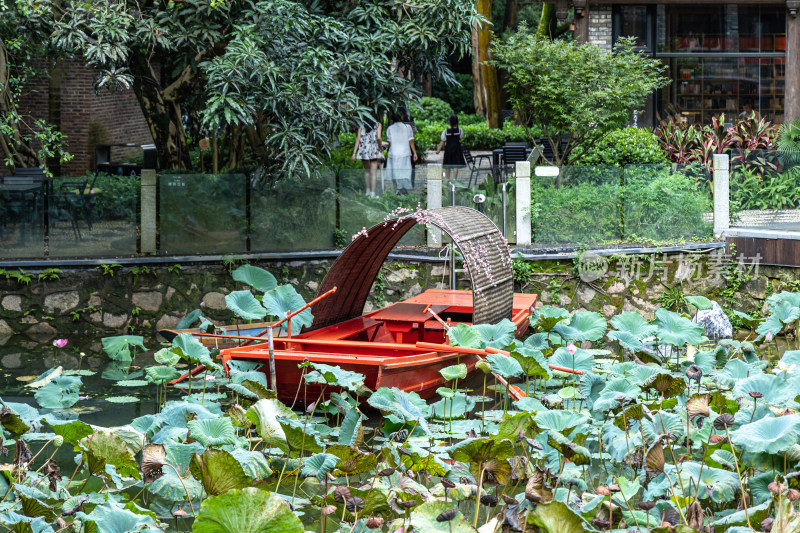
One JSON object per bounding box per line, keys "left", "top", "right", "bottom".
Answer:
{"left": 571, "top": 0, "right": 798, "bottom": 127}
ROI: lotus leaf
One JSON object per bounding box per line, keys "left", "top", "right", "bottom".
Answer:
{"left": 190, "top": 448, "right": 253, "bottom": 496}
{"left": 709, "top": 500, "right": 771, "bottom": 528}
{"left": 338, "top": 408, "right": 363, "bottom": 446}
{"left": 176, "top": 309, "right": 203, "bottom": 330}
{"left": 510, "top": 346, "right": 551, "bottom": 379}
{"left": 34, "top": 376, "right": 81, "bottom": 409}
{"left": 530, "top": 306, "right": 571, "bottom": 331}
{"left": 439, "top": 364, "right": 468, "bottom": 381}
{"left": 172, "top": 333, "right": 222, "bottom": 371}
{"left": 524, "top": 332, "right": 551, "bottom": 351}
{"left": 669, "top": 461, "right": 739, "bottom": 502}
{"left": 144, "top": 365, "right": 182, "bottom": 385}
{"left": 713, "top": 359, "right": 765, "bottom": 388}
{"left": 757, "top": 314, "right": 786, "bottom": 339}
{"left": 486, "top": 353, "right": 523, "bottom": 378}
{"left": 101, "top": 335, "right": 147, "bottom": 362}
{"left": 768, "top": 291, "right": 800, "bottom": 308}
{"left": 431, "top": 393, "right": 477, "bottom": 419}
{"left": 366, "top": 388, "right": 430, "bottom": 434}
{"left": 301, "top": 453, "right": 339, "bottom": 481}
{"left": 187, "top": 418, "right": 237, "bottom": 447}
{"left": 474, "top": 319, "right": 517, "bottom": 349}
{"left": 154, "top": 347, "right": 181, "bottom": 366}
{"left": 25, "top": 367, "right": 63, "bottom": 389}
{"left": 449, "top": 438, "right": 514, "bottom": 464}
{"left": 232, "top": 265, "right": 278, "bottom": 292}
{"left": 246, "top": 399, "right": 295, "bottom": 452}
{"left": 730, "top": 413, "right": 800, "bottom": 454}
{"left": 642, "top": 372, "right": 686, "bottom": 398}
{"left": 624, "top": 364, "right": 661, "bottom": 386}
{"left": 592, "top": 378, "right": 641, "bottom": 412}
{"left": 580, "top": 372, "right": 606, "bottom": 412}
{"left": 277, "top": 417, "right": 324, "bottom": 454}
{"left": 548, "top": 347, "right": 594, "bottom": 374}
{"left": 225, "top": 290, "right": 267, "bottom": 320}
{"left": 514, "top": 396, "right": 547, "bottom": 412}
{"left": 654, "top": 308, "right": 706, "bottom": 346}
{"left": 547, "top": 431, "right": 590, "bottom": 465}
{"left": 447, "top": 323, "right": 482, "bottom": 349}
{"left": 303, "top": 363, "right": 365, "bottom": 393}
{"left": 0, "top": 406, "right": 29, "bottom": 434}
{"left": 49, "top": 420, "right": 92, "bottom": 447}
{"left": 527, "top": 501, "right": 585, "bottom": 533}
{"left": 328, "top": 444, "right": 377, "bottom": 475}
{"left": 685, "top": 295, "right": 713, "bottom": 310}
{"left": 552, "top": 310, "right": 607, "bottom": 342}
{"left": 76, "top": 501, "right": 162, "bottom": 533}
{"left": 83, "top": 429, "right": 140, "bottom": 479}
{"left": 607, "top": 330, "right": 645, "bottom": 353}
{"left": 104, "top": 396, "right": 138, "bottom": 404}
{"left": 534, "top": 410, "right": 589, "bottom": 435}
{"left": 733, "top": 373, "right": 794, "bottom": 407}
{"left": 410, "top": 501, "right": 475, "bottom": 533}
{"left": 193, "top": 487, "right": 303, "bottom": 533}
{"left": 610, "top": 311, "right": 658, "bottom": 338}
{"left": 262, "top": 285, "right": 312, "bottom": 330}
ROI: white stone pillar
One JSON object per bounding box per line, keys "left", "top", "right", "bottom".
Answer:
{"left": 427, "top": 165, "right": 442, "bottom": 247}
{"left": 140, "top": 169, "right": 157, "bottom": 254}
{"left": 713, "top": 154, "right": 730, "bottom": 237}
{"left": 515, "top": 161, "right": 532, "bottom": 246}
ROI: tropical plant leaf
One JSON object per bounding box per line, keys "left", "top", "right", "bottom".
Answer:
{"left": 447, "top": 323, "right": 482, "bottom": 349}
{"left": 193, "top": 487, "right": 303, "bottom": 533}
{"left": 190, "top": 448, "right": 253, "bottom": 496}
{"left": 232, "top": 265, "right": 278, "bottom": 292}
{"left": 225, "top": 290, "right": 267, "bottom": 321}
{"left": 474, "top": 319, "right": 517, "bottom": 349}
{"left": 552, "top": 311, "right": 607, "bottom": 342}
{"left": 187, "top": 418, "right": 237, "bottom": 447}
{"left": 101, "top": 335, "right": 146, "bottom": 362}
{"left": 262, "top": 285, "right": 312, "bottom": 330}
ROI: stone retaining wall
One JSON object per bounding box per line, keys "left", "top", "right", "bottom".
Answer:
{"left": 0, "top": 249, "right": 793, "bottom": 343}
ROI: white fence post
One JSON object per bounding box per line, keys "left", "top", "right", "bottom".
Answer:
{"left": 427, "top": 165, "right": 442, "bottom": 247}
{"left": 140, "top": 169, "right": 157, "bottom": 254}
{"left": 713, "top": 154, "right": 730, "bottom": 237}
{"left": 515, "top": 161, "right": 532, "bottom": 245}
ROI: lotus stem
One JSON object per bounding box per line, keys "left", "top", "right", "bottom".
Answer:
{"left": 473, "top": 465, "right": 486, "bottom": 528}
{"left": 724, "top": 426, "right": 752, "bottom": 529}
{"left": 163, "top": 464, "right": 196, "bottom": 518}
{"left": 662, "top": 470, "right": 688, "bottom": 525}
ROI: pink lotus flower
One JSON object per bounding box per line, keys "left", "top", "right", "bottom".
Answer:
{"left": 52, "top": 339, "right": 68, "bottom": 348}
{"left": 566, "top": 342, "right": 577, "bottom": 356}
{"left": 766, "top": 331, "right": 774, "bottom": 342}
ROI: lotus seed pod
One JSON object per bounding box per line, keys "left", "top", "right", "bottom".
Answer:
{"left": 52, "top": 435, "right": 64, "bottom": 448}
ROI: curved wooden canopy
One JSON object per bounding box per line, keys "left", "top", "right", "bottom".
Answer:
{"left": 306, "top": 206, "right": 514, "bottom": 331}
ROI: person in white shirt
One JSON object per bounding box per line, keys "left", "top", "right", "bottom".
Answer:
{"left": 385, "top": 112, "right": 417, "bottom": 194}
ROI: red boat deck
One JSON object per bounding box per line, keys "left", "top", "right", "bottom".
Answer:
{"left": 220, "top": 289, "right": 537, "bottom": 402}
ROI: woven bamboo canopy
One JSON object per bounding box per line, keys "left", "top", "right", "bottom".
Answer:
{"left": 306, "top": 206, "right": 514, "bottom": 331}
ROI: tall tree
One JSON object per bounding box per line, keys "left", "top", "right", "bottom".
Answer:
{"left": 472, "top": 0, "right": 502, "bottom": 128}
{"left": 44, "top": 0, "right": 479, "bottom": 173}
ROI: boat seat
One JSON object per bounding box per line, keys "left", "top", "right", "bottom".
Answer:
{"left": 309, "top": 316, "right": 384, "bottom": 341}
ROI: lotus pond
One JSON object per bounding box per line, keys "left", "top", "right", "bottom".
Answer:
{"left": 5, "top": 267, "right": 800, "bottom": 533}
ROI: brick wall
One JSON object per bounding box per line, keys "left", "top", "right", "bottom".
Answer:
{"left": 10, "top": 60, "right": 153, "bottom": 177}
{"left": 588, "top": 5, "right": 613, "bottom": 52}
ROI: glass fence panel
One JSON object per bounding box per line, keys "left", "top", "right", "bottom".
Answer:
{"left": 0, "top": 177, "right": 45, "bottom": 258}
{"left": 159, "top": 173, "right": 247, "bottom": 255}
{"left": 623, "top": 163, "right": 712, "bottom": 242}
{"left": 251, "top": 171, "right": 336, "bottom": 251}
{"left": 49, "top": 173, "right": 139, "bottom": 257}
{"left": 338, "top": 167, "right": 426, "bottom": 247}
{"left": 730, "top": 150, "right": 800, "bottom": 229}
{"left": 443, "top": 165, "right": 515, "bottom": 243}
{"left": 533, "top": 166, "right": 622, "bottom": 245}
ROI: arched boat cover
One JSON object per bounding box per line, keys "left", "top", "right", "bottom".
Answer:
{"left": 306, "top": 206, "right": 514, "bottom": 331}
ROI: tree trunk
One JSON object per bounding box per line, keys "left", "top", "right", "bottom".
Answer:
{"left": 503, "top": 0, "right": 519, "bottom": 32}
{"left": 130, "top": 53, "right": 191, "bottom": 170}
{"left": 471, "top": 28, "right": 485, "bottom": 118}
{"left": 537, "top": 3, "right": 554, "bottom": 39}
{"left": 0, "top": 41, "right": 40, "bottom": 170}
{"left": 472, "top": 0, "right": 502, "bottom": 128}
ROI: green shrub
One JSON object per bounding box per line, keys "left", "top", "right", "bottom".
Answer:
{"left": 574, "top": 127, "right": 667, "bottom": 167}
{"left": 431, "top": 72, "right": 474, "bottom": 114}
{"left": 322, "top": 132, "right": 362, "bottom": 171}
{"left": 457, "top": 113, "right": 485, "bottom": 126}
{"left": 411, "top": 97, "right": 454, "bottom": 123}
{"left": 461, "top": 121, "right": 539, "bottom": 150}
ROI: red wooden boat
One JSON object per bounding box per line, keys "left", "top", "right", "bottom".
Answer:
{"left": 197, "top": 207, "right": 537, "bottom": 403}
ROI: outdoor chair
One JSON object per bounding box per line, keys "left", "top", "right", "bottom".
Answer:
{"left": 56, "top": 172, "right": 101, "bottom": 240}
{"left": 501, "top": 142, "right": 529, "bottom": 181}
{"left": 536, "top": 137, "right": 569, "bottom": 164}
{"left": 462, "top": 148, "right": 492, "bottom": 187}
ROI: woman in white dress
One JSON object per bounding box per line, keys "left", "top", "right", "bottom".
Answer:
{"left": 351, "top": 119, "right": 382, "bottom": 197}
{"left": 385, "top": 112, "right": 417, "bottom": 194}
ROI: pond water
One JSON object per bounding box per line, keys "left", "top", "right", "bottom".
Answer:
{"left": 0, "top": 332, "right": 181, "bottom": 428}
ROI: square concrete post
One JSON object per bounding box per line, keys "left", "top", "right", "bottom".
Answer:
{"left": 140, "top": 169, "right": 157, "bottom": 254}
{"left": 515, "top": 161, "right": 532, "bottom": 245}
{"left": 713, "top": 154, "right": 730, "bottom": 237}
{"left": 426, "top": 165, "right": 443, "bottom": 247}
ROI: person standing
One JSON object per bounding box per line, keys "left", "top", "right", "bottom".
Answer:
{"left": 436, "top": 114, "right": 466, "bottom": 180}
{"left": 404, "top": 110, "right": 418, "bottom": 189}
{"left": 352, "top": 119, "right": 382, "bottom": 197}
{"left": 386, "top": 112, "right": 417, "bottom": 194}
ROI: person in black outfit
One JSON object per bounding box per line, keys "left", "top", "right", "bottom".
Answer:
{"left": 436, "top": 114, "right": 466, "bottom": 180}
